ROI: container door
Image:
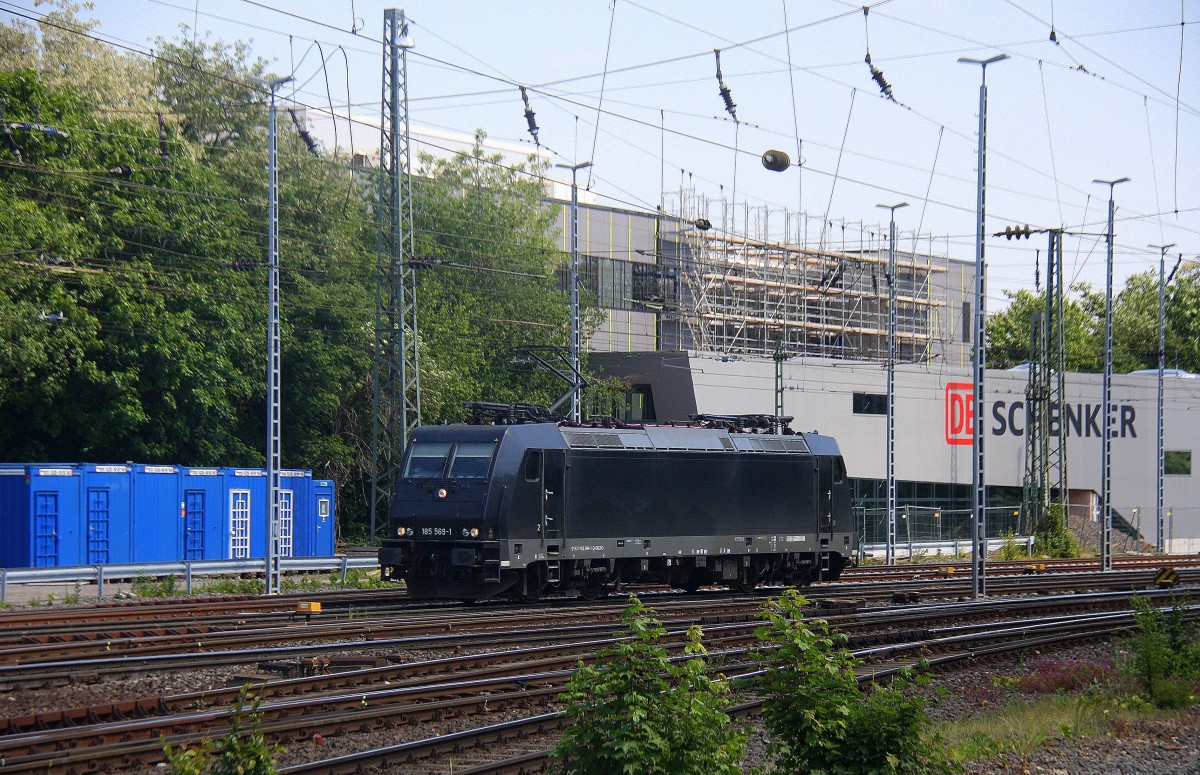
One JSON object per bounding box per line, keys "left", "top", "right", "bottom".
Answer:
{"left": 86, "top": 488, "right": 110, "bottom": 565}
{"left": 278, "top": 490, "right": 294, "bottom": 558}
{"left": 34, "top": 491, "right": 59, "bottom": 567}
{"left": 316, "top": 493, "right": 333, "bottom": 555}
{"left": 541, "top": 450, "right": 564, "bottom": 544}
{"left": 184, "top": 489, "right": 206, "bottom": 560}
{"left": 230, "top": 489, "right": 251, "bottom": 559}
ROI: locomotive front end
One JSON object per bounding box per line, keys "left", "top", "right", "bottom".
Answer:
{"left": 378, "top": 427, "right": 509, "bottom": 599}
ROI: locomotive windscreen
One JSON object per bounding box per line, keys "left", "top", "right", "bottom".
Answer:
{"left": 403, "top": 441, "right": 497, "bottom": 479}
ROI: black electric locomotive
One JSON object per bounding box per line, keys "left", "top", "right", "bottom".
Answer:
{"left": 378, "top": 406, "right": 858, "bottom": 600}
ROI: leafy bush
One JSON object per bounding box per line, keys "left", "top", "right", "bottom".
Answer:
{"left": 1125, "top": 595, "right": 1200, "bottom": 708}
{"left": 553, "top": 595, "right": 746, "bottom": 774}
{"left": 163, "top": 684, "right": 282, "bottom": 774}
{"left": 993, "top": 531, "right": 1027, "bottom": 561}
{"left": 1033, "top": 504, "right": 1079, "bottom": 558}
{"left": 752, "top": 589, "right": 956, "bottom": 774}
{"left": 132, "top": 574, "right": 181, "bottom": 598}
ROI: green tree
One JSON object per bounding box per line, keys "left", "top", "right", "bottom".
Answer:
{"left": 1111, "top": 264, "right": 1200, "bottom": 374}
{"left": 554, "top": 595, "right": 746, "bottom": 774}
{"left": 985, "top": 284, "right": 1102, "bottom": 371}
{"left": 412, "top": 133, "right": 592, "bottom": 422}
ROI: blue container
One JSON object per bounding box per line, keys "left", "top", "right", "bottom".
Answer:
{"left": 80, "top": 464, "right": 134, "bottom": 564}
{"left": 226, "top": 467, "right": 268, "bottom": 559}
{"left": 180, "top": 467, "right": 228, "bottom": 561}
{"left": 287, "top": 476, "right": 337, "bottom": 557}
{"left": 0, "top": 465, "right": 84, "bottom": 567}
{"left": 1, "top": 463, "right": 336, "bottom": 568}
{"left": 130, "top": 465, "right": 184, "bottom": 563}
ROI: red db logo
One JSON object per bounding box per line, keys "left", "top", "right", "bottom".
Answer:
{"left": 945, "top": 382, "right": 974, "bottom": 445}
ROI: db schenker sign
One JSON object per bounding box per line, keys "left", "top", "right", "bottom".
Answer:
{"left": 944, "top": 382, "right": 1137, "bottom": 446}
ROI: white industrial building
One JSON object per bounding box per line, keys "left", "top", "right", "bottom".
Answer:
{"left": 548, "top": 194, "right": 1199, "bottom": 554}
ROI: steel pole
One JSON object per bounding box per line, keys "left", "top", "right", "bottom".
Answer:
{"left": 877, "top": 202, "right": 908, "bottom": 566}
{"left": 1149, "top": 243, "right": 1175, "bottom": 552}
{"left": 263, "top": 75, "right": 292, "bottom": 595}
{"left": 959, "top": 53, "right": 1007, "bottom": 598}
{"left": 1094, "top": 177, "right": 1128, "bottom": 571}
{"left": 557, "top": 161, "right": 592, "bottom": 423}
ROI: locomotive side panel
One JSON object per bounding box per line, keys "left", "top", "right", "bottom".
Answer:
{"left": 564, "top": 451, "right": 818, "bottom": 538}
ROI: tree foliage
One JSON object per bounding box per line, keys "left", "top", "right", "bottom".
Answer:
{"left": 987, "top": 263, "right": 1200, "bottom": 376}
{"left": 413, "top": 133, "right": 577, "bottom": 422}
{"left": 0, "top": 4, "right": 589, "bottom": 533}
{"left": 985, "top": 284, "right": 1102, "bottom": 371}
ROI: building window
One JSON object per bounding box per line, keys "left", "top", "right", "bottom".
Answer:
{"left": 961, "top": 301, "right": 971, "bottom": 343}
{"left": 1165, "top": 450, "right": 1191, "bottom": 476}
{"left": 852, "top": 392, "right": 886, "bottom": 415}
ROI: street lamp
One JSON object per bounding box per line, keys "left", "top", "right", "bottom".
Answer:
{"left": 555, "top": 161, "right": 592, "bottom": 423}
{"left": 253, "top": 73, "right": 293, "bottom": 595}
{"left": 877, "top": 201, "right": 908, "bottom": 566}
{"left": 958, "top": 53, "right": 1008, "bottom": 598}
{"left": 1093, "top": 176, "right": 1129, "bottom": 572}
{"left": 1149, "top": 242, "right": 1176, "bottom": 553}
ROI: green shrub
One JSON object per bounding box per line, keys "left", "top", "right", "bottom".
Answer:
{"left": 752, "top": 589, "right": 957, "bottom": 774}
{"left": 163, "top": 684, "right": 282, "bottom": 774}
{"left": 1126, "top": 595, "right": 1200, "bottom": 707}
{"left": 553, "top": 595, "right": 746, "bottom": 774}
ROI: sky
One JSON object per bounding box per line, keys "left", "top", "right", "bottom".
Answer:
{"left": 4, "top": 0, "right": 1198, "bottom": 306}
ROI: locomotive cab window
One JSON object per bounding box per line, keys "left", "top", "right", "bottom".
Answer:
{"left": 404, "top": 442, "right": 452, "bottom": 478}
{"left": 524, "top": 450, "right": 542, "bottom": 482}
{"left": 833, "top": 458, "right": 846, "bottom": 484}
{"left": 448, "top": 442, "right": 497, "bottom": 479}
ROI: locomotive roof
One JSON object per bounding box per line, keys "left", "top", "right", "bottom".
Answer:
{"left": 414, "top": 422, "right": 842, "bottom": 456}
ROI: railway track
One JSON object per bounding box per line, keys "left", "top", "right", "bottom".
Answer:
{"left": 0, "top": 574, "right": 1194, "bottom": 773}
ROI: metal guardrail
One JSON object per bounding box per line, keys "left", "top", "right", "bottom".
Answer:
{"left": 859, "top": 535, "right": 1036, "bottom": 560}
{"left": 0, "top": 555, "right": 379, "bottom": 603}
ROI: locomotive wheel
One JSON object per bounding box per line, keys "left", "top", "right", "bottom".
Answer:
{"left": 578, "top": 579, "right": 610, "bottom": 600}
{"left": 729, "top": 578, "right": 758, "bottom": 593}
{"left": 516, "top": 565, "right": 548, "bottom": 603}
{"left": 681, "top": 578, "right": 703, "bottom": 594}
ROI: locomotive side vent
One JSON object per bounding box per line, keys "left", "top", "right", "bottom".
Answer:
{"left": 565, "top": 432, "right": 599, "bottom": 448}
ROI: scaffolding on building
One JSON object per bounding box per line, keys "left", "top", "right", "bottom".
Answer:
{"left": 662, "top": 190, "right": 950, "bottom": 361}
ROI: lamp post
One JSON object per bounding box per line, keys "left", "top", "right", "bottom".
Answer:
{"left": 1094, "top": 176, "right": 1129, "bottom": 572}
{"left": 257, "top": 74, "right": 292, "bottom": 595}
{"left": 555, "top": 161, "right": 592, "bottom": 423}
{"left": 1149, "top": 242, "right": 1175, "bottom": 553}
{"left": 877, "top": 201, "right": 908, "bottom": 566}
{"left": 958, "top": 53, "right": 1007, "bottom": 598}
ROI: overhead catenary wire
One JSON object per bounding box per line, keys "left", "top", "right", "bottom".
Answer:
{"left": 4, "top": 0, "right": 1195, "bottom": 289}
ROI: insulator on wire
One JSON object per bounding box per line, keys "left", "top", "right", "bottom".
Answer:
{"left": 714, "top": 49, "right": 737, "bottom": 121}
{"left": 762, "top": 149, "right": 790, "bottom": 172}
{"left": 288, "top": 108, "right": 320, "bottom": 157}
{"left": 519, "top": 86, "right": 540, "bottom": 146}
{"left": 864, "top": 53, "right": 895, "bottom": 102}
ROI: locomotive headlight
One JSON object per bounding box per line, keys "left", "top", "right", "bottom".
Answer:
{"left": 470, "top": 528, "right": 480, "bottom": 537}
{"left": 397, "top": 527, "right": 407, "bottom": 536}
{"left": 436, "top": 488, "right": 449, "bottom": 499}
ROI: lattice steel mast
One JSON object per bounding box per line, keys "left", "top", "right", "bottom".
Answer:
{"left": 1021, "top": 230, "right": 1068, "bottom": 538}
{"left": 371, "top": 8, "right": 420, "bottom": 544}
